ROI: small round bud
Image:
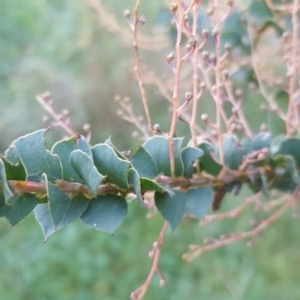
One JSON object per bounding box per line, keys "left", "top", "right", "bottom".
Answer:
{"left": 202, "top": 29, "right": 209, "bottom": 37}
{"left": 116, "top": 109, "right": 123, "bottom": 116}
{"left": 211, "top": 29, "right": 218, "bottom": 37}
{"left": 270, "top": 104, "right": 278, "bottom": 111}
{"left": 123, "top": 96, "right": 130, "bottom": 103}
{"left": 152, "top": 241, "right": 158, "bottom": 248}
{"left": 160, "top": 279, "right": 167, "bottom": 287}
{"left": 169, "top": 3, "right": 178, "bottom": 12}
{"left": 260, "top": 123, "right": 267, "bottom": 132}
{"left": 207, "top": 7, "right": 214, "bottom": 16}
{"left": 185, "top": 91, "right": 193, "bottom": 101}
{"left": 188, "top": 36, "right": 197, "bottom": 47}
{"left": 166, "top": 52, "right": 175, "bottom": 62}
{"left": 224, "top": 43, "right": 232, "bottom": 51}
{"left": 132, "top": 131, "right": 139, "bottom": 138}
{"left": 42, "top": 116, "right": 49, "bottom": 123}
{"left": 138, "top": 16, "right": 146, "bottom": 25}
{"left": 83, "top": 123, "right": 91, "bottom": 131}
{"left": 211, "top": 85, "right": 217, "bottom": 94}
{"left": 231, "top": 107, "right": 238, "bottom": 114}
{"left": 148, "top": 250, "right": 155, "bottom": 258}
{"left": 123, "top": 10, "right": 131, "bottom": 18}
{"left": 183, "top": 14, "right": 189, "bottom": 22}
{"left": 201, "top": 114, "right": 208, "bottom": 122}
{"left": 222, "top": 69, "right": 229, "bottom": 79}
{"left": 61, "top": 109, "right": 69, "bottom": 116}
{"left": 114, "top": 95, "right": 121, "bottom": 102}
{"left": 201, "top": 51, "right": 209, "bottom": 59}
{"left": 226, "top": 0, "right": 234, "bottom": 6}
{"left": 235, "top": 89, "right": 242, "bottom": 97}
{"left": 199, "top": 82, "right": 206, "bottom": 89}
{"left": 209, "top": 53, "right": 216, "bottom": 62}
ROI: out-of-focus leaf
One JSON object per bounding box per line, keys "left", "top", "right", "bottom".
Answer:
{"left": 185, "top": 187, "right": 214, "bottom": 218}
{"left": 181, "top": 147, "right": 203, "bottom": 178}
{"left": 198, "top": 143, "right": 222, "bottom": 177}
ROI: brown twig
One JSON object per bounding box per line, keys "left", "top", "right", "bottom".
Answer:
{"left": 286, "top": 0, "right": 300, "bottom": 135}
{"left": 36, "top": 93, "right": 76, "bottom": 137}
{"left": 132, "top": 0, "right": 154, "bottom": 135}
{"left": 131, "top": 221, "right": 168, "bottom": 300}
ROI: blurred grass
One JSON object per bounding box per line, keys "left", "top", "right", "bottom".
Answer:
{"left": 1, "top": 187, "right": 300, "bottom": 299}
{"left": 1, "top": 0, "right": 300, "bottom": 299}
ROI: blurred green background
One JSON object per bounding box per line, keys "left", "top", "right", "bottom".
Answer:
{"left": 1, "top": 0, "right": 300, "bottom": 299}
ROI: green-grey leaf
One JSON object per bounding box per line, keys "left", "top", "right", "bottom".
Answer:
{"left": 0, "top": 158, "right": 15, "bottom": 204}
{"left": 198, "top": 143, "right": 222, "bottom": 176}
{"left": 43, "top": 173, "right": 71, "bottom": 227}
{"left": 57, "top": 195, "right": 90, "bottom": 230}
{"left": 92, "top": 144, "right": 130, "bottom": 189}
{"left": 143, "top": 136, "right": 183, "bottom": 177}
{"left": 0, "top": 193, "right": 38, "bottom": 225}
{"left": 221, "top": 135, "right": 246, "bottom": 170}
{"left": 105, "top": 137, "right": 128, "bottom": 160}
{"left": 271, "top": 137, "right": 300, "bottom": 166}
{"left": 185, "top": 187, "right": 214, "bottom": 218}
{"left": 5, "top": 129, "right": 62, "bottom": 180}
{"left": 155, "top": 190, "right": 186, "bottom": 231}
{"left": 251, "top": 132, "right": 271, "bottom": 151}
{"left": 140, "top": 178, "right": 166, "bottom": 193}
{"left": 80, "top": 195, "right": 128, "bottom": 234}
{"left": 52, "top": 134, "right": 92, "bottom": 183}
{"left": 131, "top": 146, "right": 158, "bottom": 179}
{"left": 34, "top": 204, "right": 55, "bottom": 241}
{"left": 181, "top": 147, "right": 203, "bottom": 178}
{"left": 70, "top": 150, "right": 103, "bottom": 197}
{"left": 34, "top": 195, "right": 89, "bottom": 241}
{"left": 127, "top": 168, "right": 146, "bottom": 207}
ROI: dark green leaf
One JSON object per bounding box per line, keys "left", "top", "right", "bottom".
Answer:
{"left": 143, "top": 136, "right": 183, "bottom": 177}
{"left": 185, "top": 187, "right": 214, "bottom": 218}
{"left": 43, "top": 173, "right": 71, "bottom": 227}
{"left": 81, "top": 195, "right": 127, "bottom": 234}
{"left": 5, "top": 129, "right": 62, "bottom": 180}
{"left": 127, "top": 168, "right": 146, "bottom": 207}
{"left": 131, "top": 146, "right": 158, "bottom": 179}
{"left": 198, "top": 143, "right": 222, "bottom": 176}
{"left": 92, "top": 144, "right": 130, "bottom": 190}
{"left": 70, "top": 150, "right": 103, "bottom": 197}
{"left": 0, "top": 150, "right": 26, "bottom": 181}
{"left": 155, "top": 190, "right": 186, "bottom": 231}
{"left": 140, "top": 178, "right": 166, "bottom": 193}
{"left": 52, "top": 134, "right": 91, "bottom": 183}
{"left": 0, "top": 193, "right": 38, "bottom": 225}
{"left": 181, "top": 147, "right": 203, "bottom": 178}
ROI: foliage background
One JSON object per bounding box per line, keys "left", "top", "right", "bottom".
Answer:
{"left": 1, "top": 0, "right": 300, "bottom": 299}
